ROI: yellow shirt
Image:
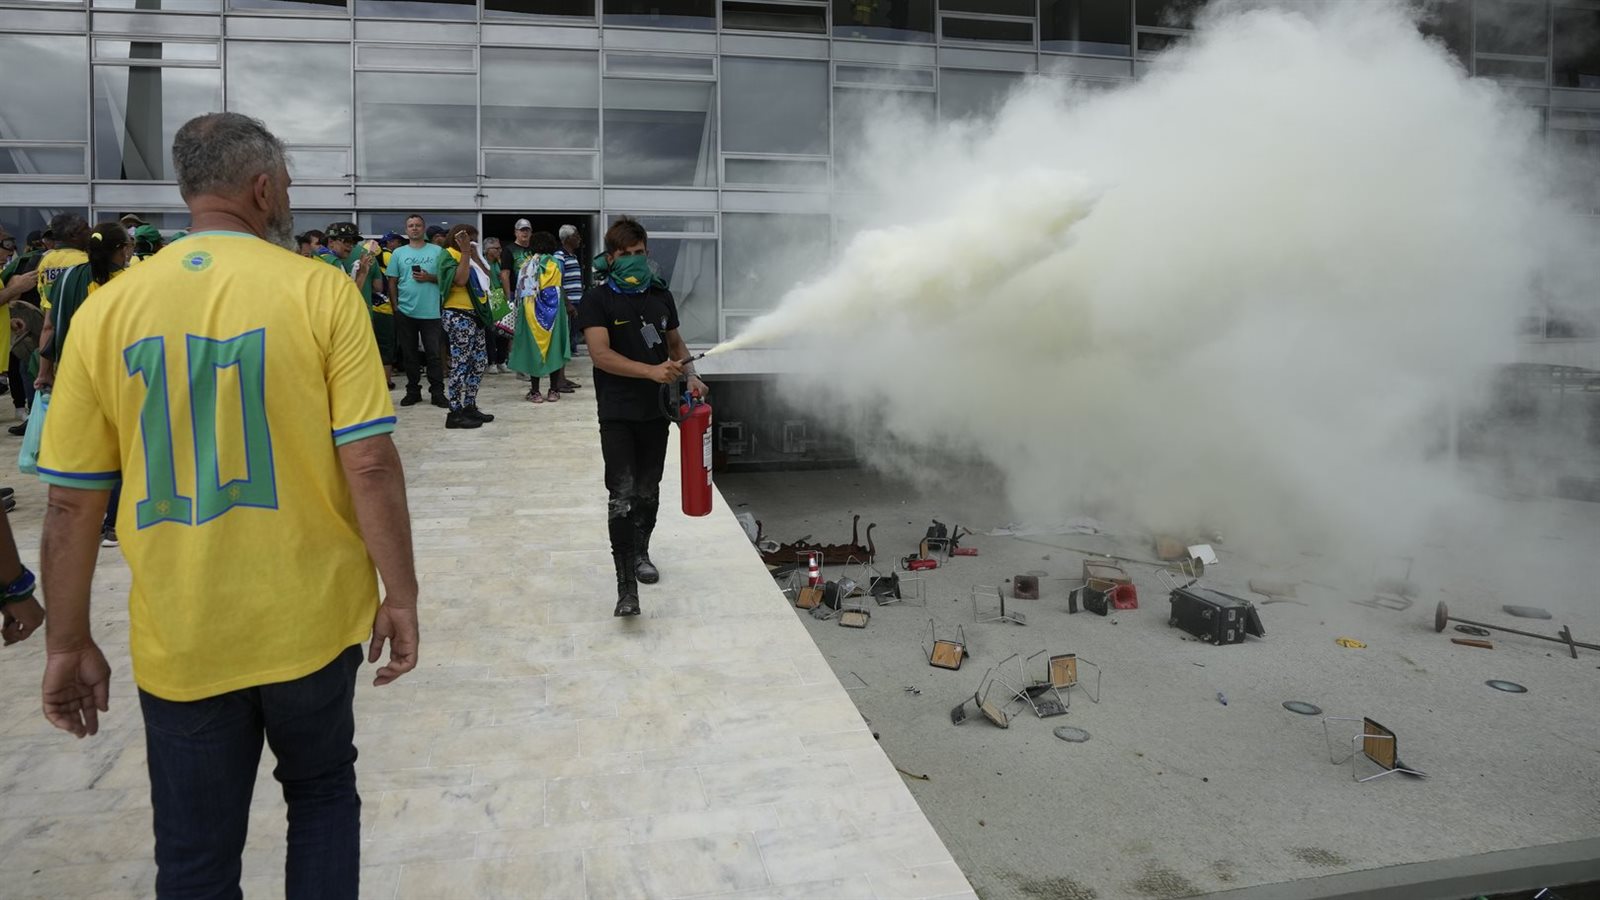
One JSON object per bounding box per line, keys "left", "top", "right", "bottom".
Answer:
{"left": 39, "top": 232, "right": 397, "bottom": 701}
{"left": 36, "top": 247, "right": 88, "bottom": 309}
{"left": 444, "top": 247, "right": 473, "bottom": 312}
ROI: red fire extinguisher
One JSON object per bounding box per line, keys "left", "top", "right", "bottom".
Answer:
{"left": 679, "top": 395, "right": 714, "bottom": 517}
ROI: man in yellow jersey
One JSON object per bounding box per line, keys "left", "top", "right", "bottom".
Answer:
{"left": 33, "top": 212, "right": 90, "bottom": 312}
{"left": 35, "top": 112, "right": 419, "bottom": 899}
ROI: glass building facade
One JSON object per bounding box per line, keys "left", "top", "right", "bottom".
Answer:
{"left": 0, "top": 0, "right": 1594, "bottom": 347}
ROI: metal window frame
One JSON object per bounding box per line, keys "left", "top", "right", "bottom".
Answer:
{"left": 91, "top": 35, "right": 222, "bottom": 64}
{"left": 720, "top": 0, "right": 828, "bottom": 37}
{"left": 0, "top": 142, "right": 92, "bottom": 179}
{"left": 481, "top": 147, "right": 601, "bottom": 185}
{"left": 937, "top": 11, "right": 1037, "bottom": 50}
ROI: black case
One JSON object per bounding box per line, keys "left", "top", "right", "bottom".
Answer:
{"left": 1168, "top": 586, "right": 1265, "bottom": 644}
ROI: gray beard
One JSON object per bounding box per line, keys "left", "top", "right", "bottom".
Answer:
{"left": 265, "top": 207, "right": 295, "bottom": 250}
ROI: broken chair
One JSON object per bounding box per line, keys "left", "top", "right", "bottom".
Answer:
{"left": 1322, "top": 716, "right": 1427, "bottom": 782}
{"left": 949, "top": 666, "right": 1011, "bottom": 728}
{"left": 837, "top": 575, "right": 872, "bottom": 628}
{"left": 1036, "top": 650, "right": 1101, "bottom": 709}
{"left": 972, "top": 584, "right": 1027, "bottom": 626}
{"left": 924, "top": 620, "right": 969, "bottom": 670}
{"left": 991, "top": 653, "right": 1067, "bottom": 719}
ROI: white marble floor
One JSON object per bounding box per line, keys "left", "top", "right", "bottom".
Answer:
{"left": 0, "top": 360, "right": 975, "bottom": 900}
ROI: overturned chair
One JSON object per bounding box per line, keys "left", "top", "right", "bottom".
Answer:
{"left": 1322, "top": 716, "right": 1427, "bottom": 783}
{"left": 1032, "top": 650, "right": 1101, "bottom": 711}
{"left": 950, "top": 666, "right": 1012, "bottom": 729}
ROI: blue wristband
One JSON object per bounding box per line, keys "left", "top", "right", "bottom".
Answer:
{"left": 2, "top": 566, "right": 35, "bottom": 602}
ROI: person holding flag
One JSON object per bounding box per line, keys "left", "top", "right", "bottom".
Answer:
{"left": 507, "top": 231, "right": 572, "bottom": 404}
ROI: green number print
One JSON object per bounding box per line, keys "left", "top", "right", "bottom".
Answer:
{"left": 124, "top": 337, "right": 193, "bottom": 528}
{"left": 124, "top": 329, "right": 278, "bottom": 527}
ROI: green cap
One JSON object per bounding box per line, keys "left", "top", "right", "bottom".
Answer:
{"left": 133, "top": 224, "right": 162, "bottom": 245}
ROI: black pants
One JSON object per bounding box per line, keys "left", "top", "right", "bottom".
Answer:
{"left": 600, "top": 417, "right": 670, "bottom": 564}
{"left": 8, "top": 352, "right": 30, "bottom": 411}
{"left": 489, "top": 331, "right": 510, "bottom": 366}
{"left": 395, "top": 314, "right": 445, "bottom": 397}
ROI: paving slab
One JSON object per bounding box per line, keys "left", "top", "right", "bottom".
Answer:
{"left": 0, "top": 360, "right": 975, "bottom": 900}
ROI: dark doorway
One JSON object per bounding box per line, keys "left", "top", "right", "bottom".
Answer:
{"left": 484, "top": 211, "right": 597, "bottom": 276}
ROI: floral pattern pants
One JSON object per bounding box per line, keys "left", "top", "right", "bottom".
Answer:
{"left": 443, "top": 310, "right": 487, "bottom": 412}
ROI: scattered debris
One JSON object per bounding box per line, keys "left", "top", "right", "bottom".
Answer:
{"left": 1354, "top": 592, "right": 1413, "bottom": 612}
{"left": 1154, "top": 535, "right": 1190, "bottom": 561}
{"left": 795, "top": 585, "right": 824, "bottom": 610}
{"left": 757, "top": 514, "right": 876, "bottom": 566}
{"left": 1453, "top": 624, "right": 1491, "bottom": 637}
{"left": 1248, "top": 578, "right": 1299, "bottom": 599}
{"left": 1163, "top": 575, "right": 1265, "bottom": 645}
{"left": 902, "top": 686, "right": 921, "bottom": 695}
{"left": 1216, "top": 691, "right": 1228, "bottom": 706}
{"left": 896, "top": 766, "right": 931, "bottom": 781}
{"left": 1013, "top": 575, "right": 1040, "bottom": 600}
{"left": 991, "top": 517, "right": 1105, "bottom": 537}
{"left": 844, "top": 671, "right": 869, "bottom": 690}
{"left": 901, "top": 555, "right": 938, "bottom": 571}
{"left": 1434, "top": 601, "right": 1599, "bottom": 658}
{"left": 1335, "top": 638, "right": 1366, "bottom": 649}
{"left": 1451, "top": 638, "right": 1494, "bottom": 649}
{"left": 1485, "top": 679, "right": 1527, "bottom": 693}
{"left": 1187, "top": 544, "right": 1220, "bottom": 567}
{"left": 1324, "top": 716, "right": 1427, "bottom": 781}
{"left": 1283, "top": 701, "right": 1323, "bottom": 716}
{"left": 973, "top": 584, "right": 1027, "bottom": 626}
{"left": 1053, "top": 725, "right": 1092, "bottom": 743}
{"left": 1083, "top": 560, "right": 1137, "bottom": 614}
{"left": 1503, "top": 604, "right": 1553, "bottom": 620}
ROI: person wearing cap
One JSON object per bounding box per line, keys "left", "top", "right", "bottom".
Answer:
{"left": 321, "top": 223, "right": 395, "bottom": 381}
{"left": 426, "top": 225, "right": 449, "bottom": 249}
{"left": 118, "top": 213, "right": 148, "bottom": 229}
{"left": 130, "top": 224, "right": 164, "bottom": 262}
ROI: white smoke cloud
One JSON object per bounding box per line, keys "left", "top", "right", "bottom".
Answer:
{"left": 714, "top": 0, "right": 1586, "bottom": 555}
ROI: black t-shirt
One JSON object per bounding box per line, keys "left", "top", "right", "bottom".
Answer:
{"left": 574, "top": 282, "right": 680, "bottom": 422}
{"left": 501, "top": 241, "right": 538, "bottom": 289}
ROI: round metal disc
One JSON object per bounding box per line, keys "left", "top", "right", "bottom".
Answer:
{"left": 1434, "top": 601, "right": 1449, "bottom": 633}
{"left": 1282, "top": 701, "right": 1322, "bottom": 716}
{"left": 1454, "top": 624, "right": 1491, "bottom": 637}
{"left": 1485, "top": 679, "right": 1528, "bottom": 693}
{"left": 1053, "top": 725, "right": 1091, "bottom": 743}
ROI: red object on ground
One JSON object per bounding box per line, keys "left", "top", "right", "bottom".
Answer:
{"left": 1111, "top": 583, "right": 1138, "bottom": 610}
{"left": 950, "top": 547, "right": 980, "bottom": 557}
{"left": 905, "top": 558, "right": 939, "bottom": 571}
{"left": 680, "top": 400, "right": 713, "bottom": 517}
{"left": 807, "top": 551, "right": 822, "bottom": 586}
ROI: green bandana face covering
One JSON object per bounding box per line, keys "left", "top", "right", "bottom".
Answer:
{"left": 605, "top": 254, "right": 653, "bottom": 293}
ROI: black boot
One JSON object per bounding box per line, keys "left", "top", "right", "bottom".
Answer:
{"left": 613, "top": 554, "right": 640, "bottom": 617}
{"left": 400, "top": 387, "right": 423, "bottom": 407}
{"left": 431, "top": 391, "right": 450, "bottom": 409}
{"left": 465, "top": 405, "right": 494, "bottom": 423}
{"left": 445, "top": 409, "right": 482, "bottom": 429}
{"left": 633, "top": 508, "right": 660, "bottom": 584}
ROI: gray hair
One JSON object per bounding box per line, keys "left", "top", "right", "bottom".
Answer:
{"left": 558, "top": 224, "right": 578, "bottom": 241}
{"left": 483, "top": 237, "right": 501, "bottom": 249}
{"left": 172, "top": 112, "right": 288, "bottom": 201}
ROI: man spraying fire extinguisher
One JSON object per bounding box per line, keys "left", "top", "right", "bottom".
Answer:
{"left": 576, "top": 216, "right": 708, "bottom": 618}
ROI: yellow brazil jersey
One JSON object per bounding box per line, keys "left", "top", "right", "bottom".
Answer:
{"left": 36, "top": 247, "right": 88, "bottom": 310}
{"left": 38, "top": 232, "right": 396, "bottom": 702}
{"left": 444, "top": 246, "right": 473, "bottom": 311}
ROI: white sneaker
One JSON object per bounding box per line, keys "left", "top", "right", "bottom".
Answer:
{"left": 495, "top": 364, "right": 508, "bottom": 375}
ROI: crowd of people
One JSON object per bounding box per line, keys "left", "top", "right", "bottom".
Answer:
{"left": 0, "top": 110, "right": 708, "bottom": 899}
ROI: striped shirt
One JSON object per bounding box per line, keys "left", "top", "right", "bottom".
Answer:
{"left": 554, "top": 249, "right": 583, "bottom": 305}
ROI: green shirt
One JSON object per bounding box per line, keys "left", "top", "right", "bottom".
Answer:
{"left": 1, "top": 249, "right": 40, "bottom": 284}
{"left": 318, "top": 246, "right": 379, "bottom": 305}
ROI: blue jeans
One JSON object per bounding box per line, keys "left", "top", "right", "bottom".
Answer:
{"left": 139, "top": 645, "right": 363, "bottom": 900}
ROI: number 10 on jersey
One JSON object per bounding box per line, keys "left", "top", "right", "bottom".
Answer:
{"left": 124, "top": 329, "right": 278, "bottom": 528}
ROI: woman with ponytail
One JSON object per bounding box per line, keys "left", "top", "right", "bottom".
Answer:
{"left": 34, "top": 221, "right": 131, "bottom": 546}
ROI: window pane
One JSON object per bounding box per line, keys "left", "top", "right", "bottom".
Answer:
{"left": 0, "top": 36, "right": 88, "bottom": 141}
{"left": 833, "top": 0, "right": 933, "bottom": 41}
{"left": 1042, "top": 0, "right": 1131, "bottom": 56}
{"left": 939, "top": 68, "right": 1022, "bottom": 121}
{"left": 648, "top": 238, "right": 717, "bottom": 343}
{"left": 228, "top": 0, "right": 347, "bottom": 14}
{"left": 835, "top": 64, "right": 935, "bottom": 88}
{"left": 355, "top": 71, "right": 475, "bottom": 181}
{"left": 607, "top": 213, "right": 715, "bottom": 233}
{"left": 942, "top": 0, "right": 1031, "bottom": 15}
{"left": 94, "top": 66, "right": 223, "bottom": 180}
{"left": 1477, "top": 56, "right": 1547, "bottom": 82}
{"left": 722, "top": 57, "right": 828, "bottom": 154}
{"left": 1476, "top": 1, "right": 1550, "bottom": 56}
{"left": 356, "top": 45, "right": 475, "bottom": 70}
{"left": 358, "top": 211, "right": 475, "bottom": 236}
{"left": 833, "top": 87, "right": 932, "bottom": 184}
{"left": 0, "top": 207, "right": 88, "bottom": 245}
{"left": 942, "top": 15, "right": 1033, "bottom": 43}
{"left": 603, "top": 78, "right": 716, "bottom": 185}
{"left": 485, "top": 0, "right": 593, "bottom": 18}
{"left": 481, "top": 48, "right": 599, "bottom": 150}
{"left": 1135, "top": 0, "right": 1199, "bottom": 28}
{"left": 95, "top": 40, "right": 219, "bottom": 62}
{"left": 722, "top": 213, "right": 828, "bottom": 310}
{"left": 228, "top": 42, "right": 350, "bottom": 146}
{"left": 724, "top": 157, "right": 828, "bottom": 185}
{"left": 94, "top": 0, "right": 219, "bottom": 10}
{"left": 723, "top": 1, "right": 827, "bottom": 34}
{"left": 603, "top": 0, "right": 715, "bottom": 29}
{"left": 1554, "top": 6, "right": 1600, "bottom": 88}
{"left": 0, "top": 147, "right": 86, "bottom": 176}
{"left": 483, "top": 149, "right": 597, "bottom": 180}
{"left": 1137, "top": 30, "right": 1182, "bottom": 53}
{"left": 286, "top": 148, "right": 350, "bottom": 179}
{"left": 1418, "top": 0, "right": 1470, "bottom": 66}
{"left": 292, "top": 209, "right": 355, "bottom": 237}
{"left": 606, "top": 53, "right": 715, "bottom": 77}
{"left": 355, "top": 0, "right": 474, "bottom": 20}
